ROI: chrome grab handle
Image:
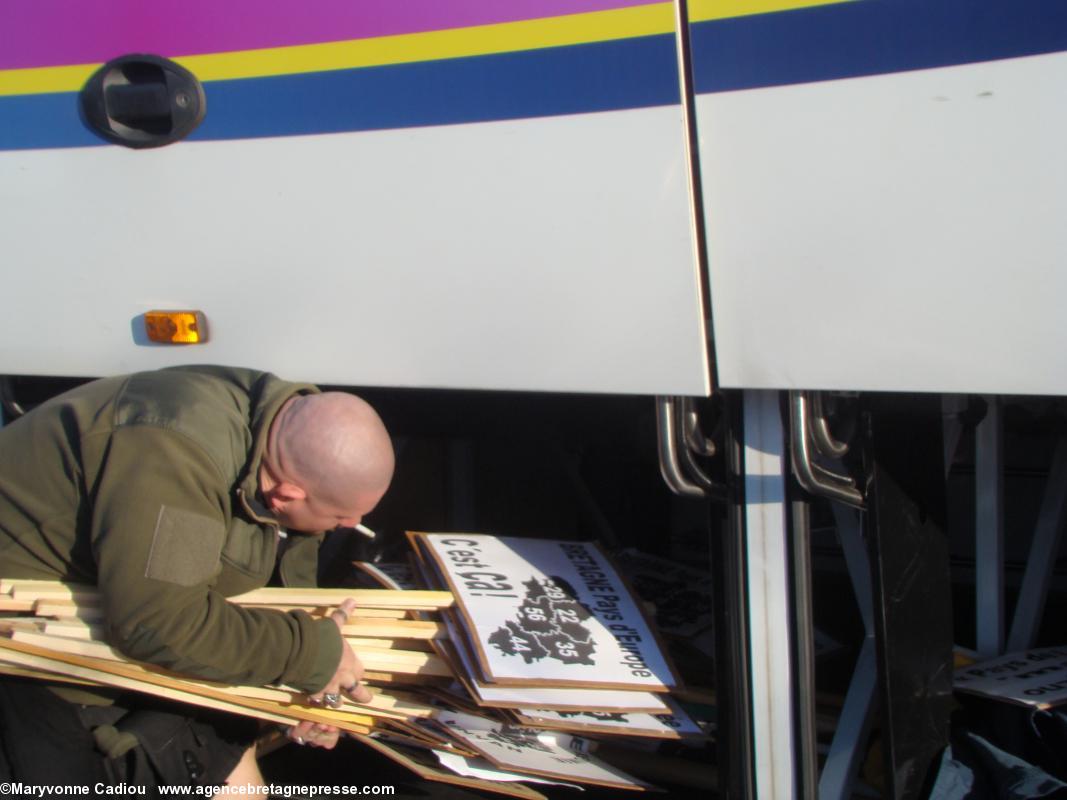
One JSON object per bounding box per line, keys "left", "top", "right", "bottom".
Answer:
{"left": 656, "top": 396, "right": 725, "bottom": 499}
{"left": 790, "top": 391, "right": 864, "bottom": 508}
{"left": 657, "top": 397, "right": 706, "bottom": 497}
{"left": 680, "top": 396, "right": 716, "bottom": 457}
{"left": 812, "top": 459, "right": 857, "bottom": 488}
{"left": 811, "top": 392, "right": 849, "bottom": 459}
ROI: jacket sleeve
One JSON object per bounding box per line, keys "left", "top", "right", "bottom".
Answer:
{"left": 87, "top": 425, "right": 341, "bottom": 692}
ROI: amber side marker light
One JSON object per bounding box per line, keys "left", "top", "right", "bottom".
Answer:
{"left": 144, "top": 310, "right": 208, "bottom": 344}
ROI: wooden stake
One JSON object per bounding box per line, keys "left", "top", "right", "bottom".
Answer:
{"left": 10, "top": 585, "right": 101, "bottom": 603}
{"left": 0, "top": 648, "right": 303, "bottom": 729}
{"left": 344, "top": 637, "right": 435, "bottom": 652}
{"left": 32, "top": 601, "right": 103, "bottom": 619}
{"left": 230, "top": 587, "right": 452, "bottom": 609}
{"left": 5, "top": 580, "right": 451, "bottom": 611}
{"left": 41, "top": 620, "right": 102, "bottom": 639}
{"left": 341, "top": 618, "right": 446, "bottom": 640}
{"left": 0, "top": 662, "right": 98, "bottom": 688}
{"left": 7, "top": 630, "right": 443, "bottom": 715}
{"left": 363, "top": 670, "right": 449, "bottom": 686}
{"left": 259, "top": 605, "right": 412, "bottom": 619}
{"left": 0, "top": 638, "right": 375, "bottom": 734}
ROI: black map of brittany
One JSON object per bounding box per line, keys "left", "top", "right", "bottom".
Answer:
{"left": 488, "top": 577, "right": 597, "bottom": 665}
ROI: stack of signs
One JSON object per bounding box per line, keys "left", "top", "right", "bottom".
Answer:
{"left": 410, "top": 533, "right": 679, "bottom": 693}
{"left": 954, "top": 646, "right": 1067, "bottom": 710}
{"left": 343, "top": 535, "right": 709, "bottom": 795}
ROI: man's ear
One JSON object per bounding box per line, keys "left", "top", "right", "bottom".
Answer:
{"left": 264, "top": 481, "right": 307, "bottom": 510}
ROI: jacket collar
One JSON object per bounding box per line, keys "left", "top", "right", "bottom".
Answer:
{"left": 236, "top": 486, "right": 278, "bottom": 527}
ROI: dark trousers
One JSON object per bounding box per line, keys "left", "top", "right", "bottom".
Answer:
{"left": 0, "top": 678, "right": 257, "bottom": 788}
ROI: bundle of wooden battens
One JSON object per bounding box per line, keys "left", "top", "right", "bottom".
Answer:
{"left": 0, "top": 579, "right": 455, "bottom": 736}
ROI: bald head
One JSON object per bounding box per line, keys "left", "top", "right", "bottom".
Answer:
{"left": 268, "top": 392, "right": 394, "bottom": 513}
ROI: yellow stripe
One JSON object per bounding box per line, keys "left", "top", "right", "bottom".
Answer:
{"left": 177, "top": 3, "right": 675, "bottom": 83}
{"left": 0, "top": 63, "right": 97, "bottom": 97}
{"left": 689, "top": 0, "right": 854, "bottom": 24}
{"left": 0, "top": 0, "right": 849, "bottom": 97}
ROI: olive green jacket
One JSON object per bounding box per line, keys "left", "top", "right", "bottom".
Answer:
{"left": 0, "top": 366, "right": 341, "bottom": 693}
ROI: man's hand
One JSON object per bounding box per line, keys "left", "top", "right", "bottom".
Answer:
{"left": 308, "top": 598, "right": 373, "bottom": 708}
{"left": 287, "top": 720, "right": 341, "bottom": 749}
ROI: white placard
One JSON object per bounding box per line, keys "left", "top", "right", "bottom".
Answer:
{"left": 954, "top": 646, "right": 1067, "bottom": 709}
{"left": 439, "top": 619, "right": 670, "bottom": 713}
{"left": 420, "top": 535, "right": 678, "bottom": 690}
{"left": 433, "top": 750, "right": 583, "bottom": 789}
{"left": 514, "top": 697, "right": 704, "bottom": 739}
{"left": 435, "top": 711, "right": 648, "bottom": 790}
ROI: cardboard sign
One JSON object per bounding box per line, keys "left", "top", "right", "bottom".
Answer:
{"left": 954, "top": 646, "right": 1067, "bottom": 709}
{"left": 353, "top": 734, "right": 548, "bottom": 800}
{"left": 437, "top": 622, "right": 671, "bottom": 713}
{"left": 435, "top": 711, "right": 649, "bottom": 790}
{"left": 512, "top": 697, "right": 705, "bottom": 739}
{"left": 418, "top": 534, "right": 679, "bottom": 691}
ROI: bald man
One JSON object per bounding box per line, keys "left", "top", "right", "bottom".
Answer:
{"left": 261, "top": 392, "right": 393, "bottom": 538}
{"left": 0, "top": 366, "right": 394, "bottom": 792}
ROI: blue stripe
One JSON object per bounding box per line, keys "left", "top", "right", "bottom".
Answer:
{"left": 0, "top": 34, "right": 679, "bottom": 151}
{"left": 691, "top": 0, "right": 1067, "bottom": 94}
{"left": 0, "top": 93, "right": 100, "bottom": 150}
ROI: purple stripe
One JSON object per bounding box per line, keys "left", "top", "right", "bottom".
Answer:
{"left": 1, "top": 0, "right": 657, "bottom": 70}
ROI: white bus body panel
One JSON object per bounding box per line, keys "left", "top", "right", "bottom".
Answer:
{"left": 700, "top": 52, "right": 1067, "bottom": 395}
{"left": 0, "top": 107, "right": 709, "bottom": 395}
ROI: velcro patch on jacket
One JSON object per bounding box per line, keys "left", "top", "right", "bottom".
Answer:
{"left": 145, "top": 506, "right": 225, "bottom": 587}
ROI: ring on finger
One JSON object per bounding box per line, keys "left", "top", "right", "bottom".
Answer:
{"left": 323, "top": 692, "right": 342, "bottom": 708}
